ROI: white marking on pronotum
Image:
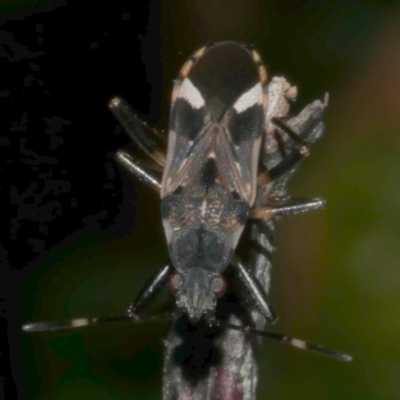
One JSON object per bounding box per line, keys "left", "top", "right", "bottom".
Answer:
{"left": 178, "top": 78, "right": 205, "bottom": 109}
{"left": 233, "top": 83, "right": 262, "bottom": 113}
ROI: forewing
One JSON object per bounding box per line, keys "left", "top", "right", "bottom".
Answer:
{"left": 161, "top": 78, "right": 213, "bottom": 197}
{"left": 162, "top": 42, "right": 267, "bottom": 206}
{"left": 216, "top": 82, "right": 264, "bottom": 205}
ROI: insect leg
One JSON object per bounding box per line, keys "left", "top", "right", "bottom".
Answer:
{"left": 22, "top": 265, "right": 173, "bottom": 332}
{"left": 268, "top": 110, "right": 324, "bottom": 179}
{"left": 128, "top": 262, "right": 172, "bottom": 319}
{"left": 231, "top": 255, "right": 277, "bottom": 324}
{"left": 108, "top": 95, "right": 166, "bottom": 168}
{"left": 272, "top": 117, "right": 310, "bottom": 155}
{"left": 115, "top": 149, "right": 161, "bottom": 193}
{"left": 249, "top": 196, "right": 325, "bottom": 219}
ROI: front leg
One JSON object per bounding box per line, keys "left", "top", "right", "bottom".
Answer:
{"left": 128, "top": 263, "right": 172, "bottom": 319}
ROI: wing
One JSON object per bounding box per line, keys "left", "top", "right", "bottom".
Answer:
{"left": 161, "top": 77, "right": 214, "bottom": 196}
{"left": 161, "top": 42, "right": 268, "bottom": 206}
{"left": 216, "top": 84, "right": 264, "bottom": 204}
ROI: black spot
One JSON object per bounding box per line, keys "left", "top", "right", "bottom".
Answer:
{"left": 201, "top": 158, "right": 218, "bottom": 190}
{"left": 235, "top": 201, "right": 250, "bottom": 225}
{"left": 161, "top": 195, "right": 175, "bottom": 219}
{"left": 171, "top": 98, "right": 206, "bottom": 141}
{"left": 172, "top": 185, "right": 184, "bottom": 196}
{"left": 229, "top": 105, "right": 263, "bottom": 145}
{"left": 231, "top": 191, "right": 240, "bottom": 201}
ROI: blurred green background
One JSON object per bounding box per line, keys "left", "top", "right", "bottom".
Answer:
{"left": 20, "top": 1, "right": 400, "bottom": 399}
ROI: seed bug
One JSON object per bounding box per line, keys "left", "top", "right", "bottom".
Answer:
{"left": 22, "top": 42, "right": 351, "bottom": 388}
{"left": 111, "top": 42, "right": 330, "bottom": 328}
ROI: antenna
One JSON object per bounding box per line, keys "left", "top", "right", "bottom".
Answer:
{"left": 223, "top": 322, "right": 352, "bottom": 362}
{"left": 22, "top": 314, "right": 165, "bottom": 332}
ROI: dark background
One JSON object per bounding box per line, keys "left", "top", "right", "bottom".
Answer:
{"left": 2, "top": 0, "right": 400, "bottom": 399}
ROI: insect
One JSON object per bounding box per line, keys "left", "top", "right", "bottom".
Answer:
{"left": 22, "top": 42, "right": 351, "bottom": 363}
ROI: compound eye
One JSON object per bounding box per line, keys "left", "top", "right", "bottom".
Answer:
{"left": 168, "top": 273, "right": 183, "bottom": 293}
{"left": 211, "top": 276, "right": 227, "bottom": 297}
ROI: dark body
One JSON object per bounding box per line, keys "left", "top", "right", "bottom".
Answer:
{"left": 160, "top": 42, "right": 267, "bottom": 321}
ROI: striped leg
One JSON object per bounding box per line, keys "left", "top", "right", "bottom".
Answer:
{"left": 108, "top": 95, "right": 166, "bottom": 169}
{"left": 115, "top": 149, "right": 161, "bottom": 193}
{"left": 249, "top": 196, "right": 325, "bottom": 219}
{"left": 231, "top": 255, "right": 276, "bottom": 324}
